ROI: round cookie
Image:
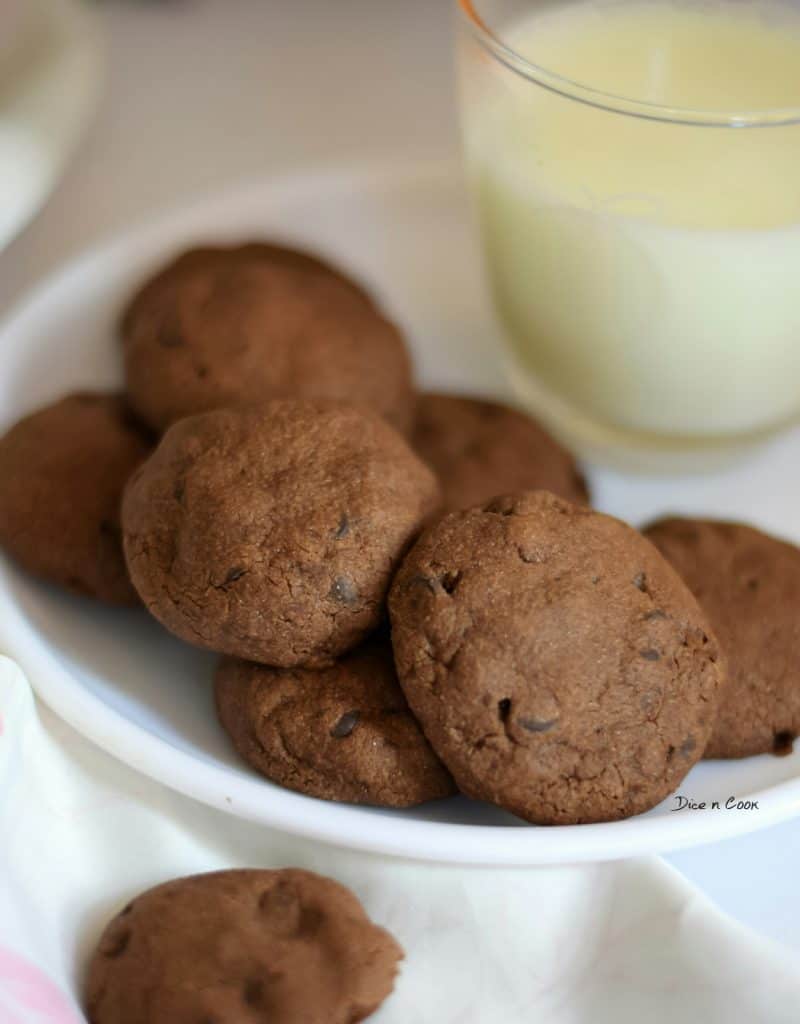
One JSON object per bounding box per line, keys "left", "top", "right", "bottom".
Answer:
{"left": 0, "top": 393, "right": 150, "bottom": 604}
{"left": 215, "top": 637, "right": 456, "bottom": 807}
{"left": 644, "top": 517, "right": 800, "bottom": 759}
{"left": 121, "top": 244, "right": 414, "bottom": 434}
{"left": 120, "top": 242, "right": 373, "bottom": 337}
{"left": 389, "top": 491, "right": 724, "bottom": 825}
{"left": 122, "top": 399, "right": 441, "bottom": 667}
{"left": 411, "top": 392, "right": 589, "bottom": 512}
{"left": 85, "top": 869, "right": 402, "bottom": 1024}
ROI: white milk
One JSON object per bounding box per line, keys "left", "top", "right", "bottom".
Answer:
{"left": 463, "top": 1, "right": 800, "bottom": 444}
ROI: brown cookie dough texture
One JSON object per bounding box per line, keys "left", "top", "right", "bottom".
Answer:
{"left": 389, "top": 491, "right": 724, "bottom": 825}
{"left": 644, "top": 517, "right": 800, "bottom": 759}
{"left": 0, "top": 393, "right": 150, "bottom": 604}
{"left": 412, "top": 393, "right": 589, "bottom": 513}
{"left": 85, "top": 868, "right": 402, "bottom": 1024}
{"left": 120, "top": 242, "right": 374, "bottom": 338}
{"left": 215, "top": 636, "right": 455, "bottom": 807}
{"left": 122, "top": 399, "right": 440, "bottom": 667}
{"left": 121, "top": 242, "right": 415, "bottom": 434}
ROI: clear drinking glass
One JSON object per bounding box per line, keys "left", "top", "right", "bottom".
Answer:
{"left": 457, "top": 0, "right": 800, "bottom": 468}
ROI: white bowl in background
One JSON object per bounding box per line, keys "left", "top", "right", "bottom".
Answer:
{"left": 0, "top": 0, "right": 102, "bottom": 252}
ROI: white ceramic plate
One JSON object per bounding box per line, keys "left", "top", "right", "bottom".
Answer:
{"left": 1, "top": 162, "right": 799, "bottom": 865}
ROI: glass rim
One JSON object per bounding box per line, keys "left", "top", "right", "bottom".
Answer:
{"left": 458, "top": 0, "right": 800, "bottom": 127}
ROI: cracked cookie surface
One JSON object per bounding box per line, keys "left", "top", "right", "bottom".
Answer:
{"left": 85, "top": 868, "right": 402, "bottom": 1024}
{"left": 645, "top": 517, "right": 800, "bottom": 759}
{"left": 412, "top": 393, "right": 589, "bottom": 513}
{"left": 122, "top": 399, "right": 440, "bottom": 666}
{"left": 215, "top": 636, "right": 455, "bottom": 806}
{"left": 0, "top": 393, "right": 150, "bottom": 604}
{"left": 120, "top": 243, "right": 415, "bottom": 434}
{"left": 389, "top": 491, "right": 724, "bottom": 825}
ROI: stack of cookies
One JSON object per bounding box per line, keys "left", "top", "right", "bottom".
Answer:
{"left": 0, "top": 241, "right": 797, "bottom": 826}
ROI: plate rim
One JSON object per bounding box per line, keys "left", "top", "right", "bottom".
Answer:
{"left": 1, "top": 160, "right": 799, "bottom": 865}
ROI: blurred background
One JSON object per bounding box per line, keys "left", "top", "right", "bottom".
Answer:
{"left": 0, "top": 0, "right": 456, "bottom": 310}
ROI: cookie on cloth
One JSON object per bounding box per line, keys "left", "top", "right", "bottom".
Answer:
{"left": 85, "top": 869, "right": 402, "bottom": 1024}
{"left": 122, "top": 399, "right": 440, "bottom": 667}
{"left": 0, "top": 393, "right": 150, "bottom": 604}
{"left": 645, "top": 517, "right": 800, "bottom": 759}
{"left": 411, "top": 392, "right": 589, "bottom": 512}
{"left": 389, "top": 491, "right": 724, "bottom": 825}
{"left": 120, "top": 242, "right": 414, "bottom": 434}
{"left": 215, "top": 636, "right": 455, "bottom": 807}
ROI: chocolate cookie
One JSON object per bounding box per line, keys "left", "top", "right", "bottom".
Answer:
{"left": 0, "top": 393, "right": 150, "bottom": 604}
{"left": 389, "top": 491, "right": 724, "bottom": 825}
{"left": 121, "top": 243, "right": 414, "bottom": 434}
{"left": 644, "top": 517, "right": 800, "bottom": 758}
{"left": 412, "top": 393, "right": 589, "bottom": 512}
{"left": 85, "top": 869, "right": 402, "bottom": 1024}
{"left": 122, "top": 399, "right": 440, "bottom": 666}
{"left": 120, "top": 242, "right": 373, "bottom": 337}
{"left": 215, "top": 636, "right": 455, "bottom": 806}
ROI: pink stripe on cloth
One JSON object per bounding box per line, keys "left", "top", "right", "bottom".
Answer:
{"left": 0, "top": 945, "right": 81, "bottom": 1023}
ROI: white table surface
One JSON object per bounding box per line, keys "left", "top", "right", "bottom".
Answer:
{"left": 1, "top": 0, "right": 798, "bottom": 953}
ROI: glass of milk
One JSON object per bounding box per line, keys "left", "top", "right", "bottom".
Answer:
{"left": 458, "top": 0, "right": 800, "bottom": 468}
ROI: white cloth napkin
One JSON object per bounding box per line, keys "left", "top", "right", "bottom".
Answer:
{"left": 1, "top": 656, "right": 799, "bottom": 1024}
